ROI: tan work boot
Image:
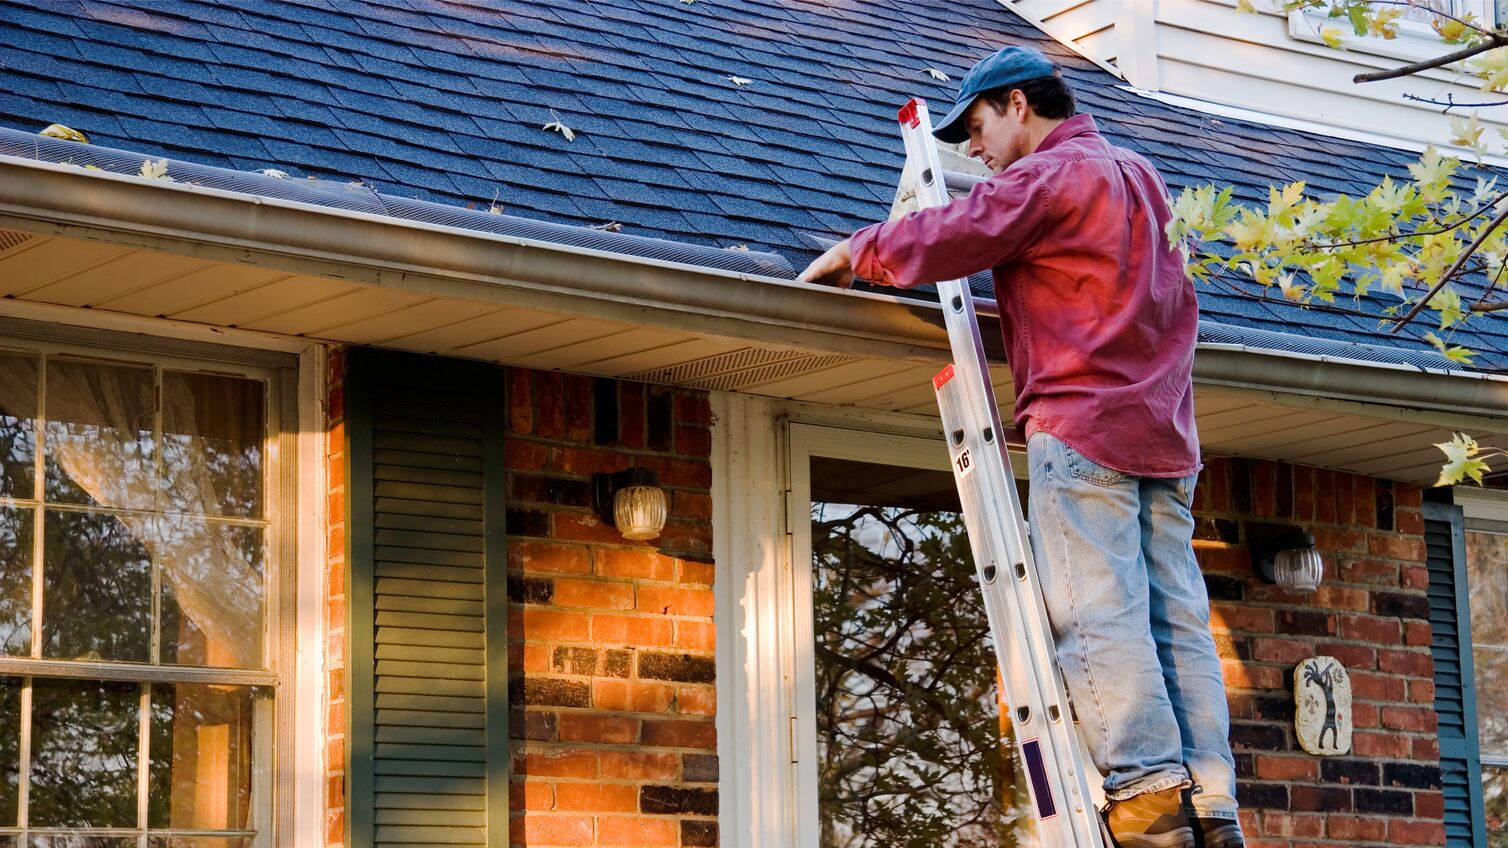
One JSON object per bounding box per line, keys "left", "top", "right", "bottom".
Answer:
{"left": 1103, "top": 786, "right": 1195, "bottom": 848}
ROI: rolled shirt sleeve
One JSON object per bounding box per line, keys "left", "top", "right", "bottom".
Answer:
{"left": 850, "top": 163, "right": 1052, "bottom": 289}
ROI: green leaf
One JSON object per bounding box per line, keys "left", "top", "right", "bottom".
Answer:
{"left": 1435, "top": 432, "right": 1491, "bottom": 486}
{"left": 1429, "top": 286, "right": 1466, "bottom": 329}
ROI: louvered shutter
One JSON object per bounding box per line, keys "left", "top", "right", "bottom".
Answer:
{"left": 1423, "top": 501, "right": 1486, "bottom": 848}
{"left": 347, "top": 350, "right": 508, "bottom": 848}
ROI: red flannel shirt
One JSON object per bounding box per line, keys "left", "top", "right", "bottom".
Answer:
{"left": 850, "top": 114, "right": 1200, "bottom": 477}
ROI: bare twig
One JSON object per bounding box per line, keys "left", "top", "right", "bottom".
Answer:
{"left": 1354, "top": 34, "right": 1508, "bottom": 84}
{"left": 1404, "top": 92, "right": 1508, "bottom": 109}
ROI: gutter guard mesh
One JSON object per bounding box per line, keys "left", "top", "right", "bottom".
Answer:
{"left": 1196, "top": 320, "right": 1462, "bottom": 371}
{"left": 0, "top": 127, "right": 795, "bottom": 278}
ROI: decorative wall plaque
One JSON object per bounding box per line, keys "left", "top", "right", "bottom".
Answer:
{"left": 1294, "top": 656, "right": 1352, "bottom": 756}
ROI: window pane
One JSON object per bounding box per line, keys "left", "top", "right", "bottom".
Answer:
{"left": 0, "top": 508, "right": 32, "bottom": 657}
{"left": 0, "top": 677, "right": 19, "bottom": 826}
{"left": 148, "top": 683, "right": 258, "bottom": 831}
{"left": 43, "top": 359, "right": 155, "bottom": 511}
{"left": 1486, "top": 766, "right": 1506, "bottom": 848}
{"left": 1465, "top": 531, "right": 1508, "bottom": 647}
{"left": 161, "top": 372, "right": 263, "bottom": 520}
{"left": 1478, "top": 646, "right": 1508, "bottom": 755}
{"left": 42, "top": 511, "right": 151, "bottom": 663}
{"left": 148, "top": 839, "right": 252, "bottom": 848}
{"left": 28, "top": 679, "right": 140, "bottom": 828}
{"left": 159, "top": 521, "right": 265, "bottom": 670}
{"left": 811, "top": 458, "right": 1035, "bottom": 847}
{"left": 0, "top": 352, "right": 38, "bottom": 499}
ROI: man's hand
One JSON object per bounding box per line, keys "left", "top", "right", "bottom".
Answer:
{"left": 798, "top": 238, "right": 855, "bottom": 289}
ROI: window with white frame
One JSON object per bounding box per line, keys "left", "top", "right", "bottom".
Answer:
{"left": 1452, "top": 489, "right": 1508, "bottom": 846}
{"left": 0, "top": 341, "right": 284, "bottom": 848}
{"left": 1288, "top": 0, "right": 1498, "bottom": 63}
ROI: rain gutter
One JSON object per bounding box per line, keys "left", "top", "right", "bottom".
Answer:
{"left": 2, "top": 155, "right": 1507, "bottom": 423}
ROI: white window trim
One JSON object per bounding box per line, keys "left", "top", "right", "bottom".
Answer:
{"left": 0, "top": 312, "right": 325, "bottom": 846}
{"left": 714, "top": 393, "right": 1030, "bottom": 847}
{"left": 292, "top": 343, "right": 328, "bottom": 848}
{"left": 1288, "top": 2, "right": 1494, "bottom": 65}
{"left": 1454, "top": 485, "right": 1508, "bottom": 524}
{"left": 1454, "top": 486, "right": 1508, "bottom": 773}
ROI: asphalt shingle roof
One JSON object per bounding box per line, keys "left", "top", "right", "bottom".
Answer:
{"left": 2, "top": 0, "right": 1507, "bottom": 366}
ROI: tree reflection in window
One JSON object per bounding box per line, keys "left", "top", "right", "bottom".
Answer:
{"left": 0, "top": 508, "right": 32, "bottom": 657}
{"left": 1, "top": 677, "right": 18, "bottom": 826}
{"left": 812, "top": 500, "right": 1035, "bottom": 847}
{"left": 0, "top": 352, "right": 37, "bottom": 500}
{"left": 29, "top": 679, "right": 140, "bottom": 828}
{"left": 42, "top": 510, "right": 152, "bottom": 663}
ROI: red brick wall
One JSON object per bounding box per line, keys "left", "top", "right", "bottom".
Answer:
{"left": 325, "top": 347, "right": 347, "bottom": 848}
{"left": 1194, "top": 457, "right": 1444, "bottom": 847}
{"left": 505, "top": 371, "right": 717, "bottom": 847}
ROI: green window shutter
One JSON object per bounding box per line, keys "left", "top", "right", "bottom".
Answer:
{"left": 1424, "top": 501, "right": 1486, "bottom": 848}
{"left": 347, "top": 349, "right": 509, "bottom": 848}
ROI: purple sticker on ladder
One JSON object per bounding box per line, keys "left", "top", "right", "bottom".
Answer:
{"left": 1022, "top": 738, "right": 1058, "bottom": 820}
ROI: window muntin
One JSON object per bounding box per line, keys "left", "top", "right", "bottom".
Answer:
{"left": 0, "top": 346, "right": 277, "bottom": 847}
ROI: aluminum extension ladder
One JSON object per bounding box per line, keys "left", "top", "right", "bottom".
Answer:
{"left": 896, "top": 98, "right": 1109, "bottom": 848}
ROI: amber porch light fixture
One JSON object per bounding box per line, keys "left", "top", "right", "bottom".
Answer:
{"left": 592, "top": 466, "right": 668, "bottom": 541}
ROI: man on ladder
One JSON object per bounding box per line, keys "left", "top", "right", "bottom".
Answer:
{"left": 799, "top": 45, "right": 1243, "bottom": 848}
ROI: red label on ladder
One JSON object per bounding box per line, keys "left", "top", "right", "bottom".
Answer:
{"left": 898, "top": 98, "right": 923, "bottom": 128}
{"left": 932, "top": 363, "right": 955, "bottom": 389}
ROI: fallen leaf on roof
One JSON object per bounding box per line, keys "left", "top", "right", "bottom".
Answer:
{"left": 923, "top": 67, "right": 950, "bottom": 81}
{"left": 40, "top": 123, "right": 88, "bottom": 143}
{"left": 258, "top": 168, "right": 290, "bottom": 179}
{"left": 139, "top": 159, "right": 174, "bottom": 181}
{"left": 591, "top": 221, "right": 623, "bottom": 232}
{"left": 544, "top": 109, "right": 576, "bottom": 142}
{"left": 726, "top": 243, "right": 750, "bottom": 251}
{"left": 489, "top": 204, "right": 504, "bottom": 214}
{"left": 728, "top": 76, "right": 753, "bottom": 86}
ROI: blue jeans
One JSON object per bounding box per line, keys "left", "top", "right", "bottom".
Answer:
{"left": 1025, "top": 433, "right": 1238, "bottom": 821}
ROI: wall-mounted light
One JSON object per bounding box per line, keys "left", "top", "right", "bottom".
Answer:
{"left": 1249, "top": 523, "right": 1325, "bottom": 593}
{"left": 592, "top": 466, "right": 667, "bottom": 541}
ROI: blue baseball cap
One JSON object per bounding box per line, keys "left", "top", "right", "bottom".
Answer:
{"left": 933, "top": 46, "right": 1058, "bottom": 144}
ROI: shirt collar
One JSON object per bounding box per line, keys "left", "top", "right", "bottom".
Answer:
{"left": 1033, "top": 113, "right": 1098, "bottom": 155}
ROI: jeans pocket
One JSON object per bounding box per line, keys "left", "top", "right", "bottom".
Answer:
{"left": 1176, "top": 472, "right": 1199, "bottom": 507}
{"left": 1066, "top": 448, "right": 1127, "bottom": 487}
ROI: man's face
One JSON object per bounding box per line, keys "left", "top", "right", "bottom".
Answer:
{"left": 963, "top": 93, "right": 1028, "bottom": 174}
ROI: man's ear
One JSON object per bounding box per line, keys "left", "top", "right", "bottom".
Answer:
{"left": 1011, "top": 88, "right": 1030, "bottom": 121}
